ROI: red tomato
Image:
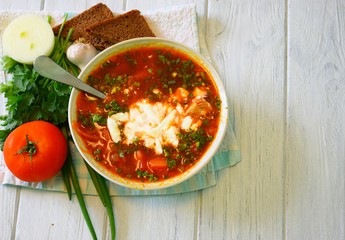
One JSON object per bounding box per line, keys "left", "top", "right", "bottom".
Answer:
{"left": 3, "top": 120, "right": 67, "bottom": 182}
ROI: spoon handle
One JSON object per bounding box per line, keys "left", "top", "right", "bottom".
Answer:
{"left": 33, "top": 55, "right": 106, "bottom": 99}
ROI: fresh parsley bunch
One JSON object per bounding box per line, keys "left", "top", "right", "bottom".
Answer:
{"left": 0, "top": 56, "right": 71, "bottom": 147}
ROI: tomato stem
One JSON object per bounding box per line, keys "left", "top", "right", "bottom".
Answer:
{"left": 17, "top": 135, "right": 37, "bottom": 160}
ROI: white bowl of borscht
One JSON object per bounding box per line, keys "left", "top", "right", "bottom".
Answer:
{"left": 68, "top": 37, "right": 228, "bottom": 190}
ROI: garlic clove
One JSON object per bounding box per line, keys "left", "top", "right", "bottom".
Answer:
{"left": 66, "top": 42, "right": 98, "bottom": 70}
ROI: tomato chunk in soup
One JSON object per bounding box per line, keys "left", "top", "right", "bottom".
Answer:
{"left": 74, "top": 45, "right": 221, "bottom": 183}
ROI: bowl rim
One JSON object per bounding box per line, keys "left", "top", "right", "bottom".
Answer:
{"left": 68, "top": 37, "right": 229, "bottom": 190}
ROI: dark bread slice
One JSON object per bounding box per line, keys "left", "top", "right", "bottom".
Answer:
{"left": 52, "top": 3, "right": 114, "bottom": 42}
{"left": 86, "top": 10, "right": 155, "bottom": 50}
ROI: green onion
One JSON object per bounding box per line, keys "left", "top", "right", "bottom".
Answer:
{"left": 61, "top": 127, "right": 97, "bottom": 240}
{"left": 50, "top": 14, "right": 79, "bottom": 76}
{"left": 60, "top": 157, "right": 72, "bottom": 200}
{"left": 85, "top": 163, "right": 116, "bottom": 240}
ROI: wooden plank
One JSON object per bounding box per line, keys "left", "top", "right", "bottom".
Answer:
{"left": 0, "top": 0, "right": 42, "bottom": 10}
{"left": 199, "top": 0, "right": 286, "bottom": 239}
{"left": 43, "top": 0, "right": 124, "bottom": 12}
{"left": 126, "top": 0, "right": 195, "bottom": 11}
{"left": 15, "top": 189, "right": 106, "bottom": 240}
{"left": 0, "top": 186, "right": 19, "bottom": 240}
{"left": 286, "top": 0, "right": 345, "bottom": 239}
{"left": 112, "top": 193, "right": 198, "bottom": 240}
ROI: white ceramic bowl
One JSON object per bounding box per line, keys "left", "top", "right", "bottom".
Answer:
{"left": 68, "top": 37, "right": 228, "bottom": 190}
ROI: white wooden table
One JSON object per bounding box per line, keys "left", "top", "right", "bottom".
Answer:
{"left": 1, "top": 0, "right": 344, "bottom": 239}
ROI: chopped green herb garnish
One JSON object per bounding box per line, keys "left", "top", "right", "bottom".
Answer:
{"left": 118, "top": 150, "right": 125, "bottom": 158}
{"left": 106, "top": 100, "right": 128, "bottom": 115}
{"left": 136, "top": 169, "right": 158, "bottom": 182}
{"left": 167, "top": 159, "right": 177, "bottom": 169}
{"left": 158, "top": 54, "right": 169, "bottom": 64}
{"left": 94, "top": 149, "right": 101, "bottom": 155}
{"left": 125, "top": 53, "right": 137, "bottom": 65}
{"left": 91, "top": 114, "right": 107, "bottom": 125}
{"left": 216, "top": 98, "right": 222, "bottom": 109}
{"left": 148, "top": 174, "right": 158, "bottom": 182}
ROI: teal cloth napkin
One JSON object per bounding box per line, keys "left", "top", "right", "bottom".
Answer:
{"left": 0, "top": 5, "right": 241, "bottom": 196}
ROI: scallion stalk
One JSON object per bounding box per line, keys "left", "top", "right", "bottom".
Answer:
{"left": 61, "top": 126, "right": 98, "bottom": 240}
{"left": 85, "top": 163, "right": 116, "bottom": 240}
{"left": 60, "top": 159, "right": 72, "bottom": 200}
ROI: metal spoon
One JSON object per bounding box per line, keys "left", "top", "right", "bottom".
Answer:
{"left": 33, "top": 55, "right": 106, "bottom": 99}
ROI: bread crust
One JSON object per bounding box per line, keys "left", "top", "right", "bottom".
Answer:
{"left": 86, "top": 10, "right": 156, "bottom": 50}
{"left": 52, "top": 3, "right": 114, "bottom": 42}
{"left": 53, "top": 5, "right": 155, "bottom": 50}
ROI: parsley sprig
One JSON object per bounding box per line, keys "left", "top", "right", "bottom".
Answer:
{"left": 0, "top": 56, "right": 71, "bottom": 142}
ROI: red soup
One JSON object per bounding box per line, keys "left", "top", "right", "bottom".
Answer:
{"left": 74, "top": 45, "right": 222, "bottom": 183}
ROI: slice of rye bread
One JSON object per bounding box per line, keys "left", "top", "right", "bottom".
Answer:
{"left": 52, "top": 3, "right": 114, "bottom": 42}
{"left": 86, "top": 10, "right": 156, "bottom": 50}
